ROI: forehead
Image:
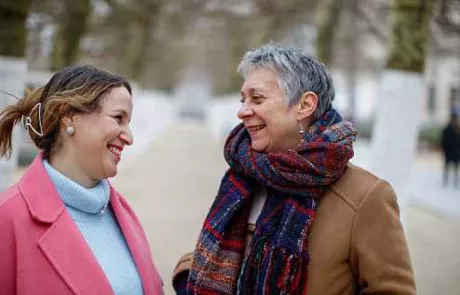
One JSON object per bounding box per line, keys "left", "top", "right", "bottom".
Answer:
{"left": 101, "top": 86, "right": 133, "bottom": 111}
{"left": 241, "top": 68, "right": 280, "bottom": 93}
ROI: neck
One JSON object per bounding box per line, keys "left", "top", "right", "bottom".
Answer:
{"left": 49, "top": 151, "right": 99, "bottom": 188}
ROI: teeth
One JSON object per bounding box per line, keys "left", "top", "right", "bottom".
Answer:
{"left": 249, "top": 125, "right": 265, "bottom": 131}
{"left": 108, "top": 146, "right": 121, "bottom": 156}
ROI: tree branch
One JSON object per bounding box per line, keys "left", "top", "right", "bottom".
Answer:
{"left": 355, "top": 5, "right": 388, "bottom": 44}
{"left": 434, "top": 0, "right": 460, "bottom": 34}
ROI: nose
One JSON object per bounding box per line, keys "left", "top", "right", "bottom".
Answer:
{"left": 119, "top": 125, "right": 134, "bottom": 146}
{"left": 237, "top": 101, "right": 254, "bottom": 120}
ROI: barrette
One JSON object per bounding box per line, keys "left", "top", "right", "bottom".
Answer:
{"left": 21, "top": 102, "right": 44, "bottom": 137}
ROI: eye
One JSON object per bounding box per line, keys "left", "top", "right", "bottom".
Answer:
{"left": 114, "top": 115, "right": 123, "bottom": 123}
{"left": 239, "top": 97, "right": 245, "bottom": 103}
{"left": 253, "top": 96, "right": 264, "bottom": 104}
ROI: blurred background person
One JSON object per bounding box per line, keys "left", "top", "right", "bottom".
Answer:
{"left": 0, "top": 65, "right": 163, "bottom": 295}
{"left": 441, "top": 113, "right": 460, "bottom": 187}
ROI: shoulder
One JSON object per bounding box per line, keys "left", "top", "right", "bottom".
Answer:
{"left": 328, "top": 163, "right": 395, "bottom": 212}
{"left": 0, "top": 185, "right": 26, "bottom": 216}
{"left": 0, "top": 185, "right": 30, "bottom": 233}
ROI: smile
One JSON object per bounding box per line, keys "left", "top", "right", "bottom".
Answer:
{"left": 108, "top": 144, "right": 122, "bottom": 159}
{"left": 247, "top": 125, "right": 266, "bottom": 132}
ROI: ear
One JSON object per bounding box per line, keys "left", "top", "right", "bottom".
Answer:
{"left": 297, "top": 91, "right": 318, "bottom": 121}
{"left": 60, "top": 115, "right": 76, "bottom": 129}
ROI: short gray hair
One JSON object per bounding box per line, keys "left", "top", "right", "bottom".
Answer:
{"left": 237, "top": 43, "right": 335, "bottom": 119}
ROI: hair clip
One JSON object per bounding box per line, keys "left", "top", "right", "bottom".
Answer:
{"left": 21, "top": 102, "right": 44, "bottom": 137}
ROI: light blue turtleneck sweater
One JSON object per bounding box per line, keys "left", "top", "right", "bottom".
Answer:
{"left": 43, "top": 160, "right": 144, "bottom": 295}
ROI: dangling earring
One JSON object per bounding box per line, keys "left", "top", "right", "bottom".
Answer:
{"left": 66, "top": 125, "right": 75, "bottom": 135}
{"left": 297, "top": 121, "right": 305, "bottom": 147}
{"left": 298, "top": 122, "right": 305, "bottom": 135}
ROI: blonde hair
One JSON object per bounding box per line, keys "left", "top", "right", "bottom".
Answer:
{"left": 0, "top": 65, "right": 131, "bottom": 158}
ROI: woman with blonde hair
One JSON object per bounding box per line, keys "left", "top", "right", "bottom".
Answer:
{"left": 0, "top": 65, "right": 163, "bottom": 295}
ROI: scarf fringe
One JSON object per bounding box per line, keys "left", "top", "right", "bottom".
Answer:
{"left": 237, "top": 240, "right": 307, "bottom": 295}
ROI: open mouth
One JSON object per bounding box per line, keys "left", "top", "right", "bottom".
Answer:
{"left": 247, "top": 124, "right": 266, "bottom": 133}
{"left": 108, "top": 144, "right": 122, "bottom": 160}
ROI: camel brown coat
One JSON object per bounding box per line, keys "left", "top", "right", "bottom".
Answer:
{"left": 173, "top": 164, "right": 416, "bottom": 294}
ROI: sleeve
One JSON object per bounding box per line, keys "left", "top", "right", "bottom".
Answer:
{"left": 0, "top": 211, "right": 17, "bottom": 295}
{"left": 172, "top": 252, "right": 194, "bottom": 294}
{"left": 351, "top": 180, "right": 416, "bottom": 295}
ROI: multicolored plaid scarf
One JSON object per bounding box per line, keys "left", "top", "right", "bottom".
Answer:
{"left": 187, "top": 108, "right": 356, "bottom": 294}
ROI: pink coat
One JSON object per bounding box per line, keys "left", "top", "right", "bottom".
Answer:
{"left": 0, "top": 154, "right": 163, "bottom": 295}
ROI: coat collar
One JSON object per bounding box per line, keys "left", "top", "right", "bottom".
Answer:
{"left": 17, "top": 153, "right": 122, "bottom": 223}
{"left": 17, "top": 153, "right": 66, "bottom": 223}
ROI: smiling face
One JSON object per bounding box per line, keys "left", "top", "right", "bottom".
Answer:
{"left": 238, "top": 68, "right": 302, "bottom": 152}
{"left": 60, "top": 86, "right": 133, "bottom": 184}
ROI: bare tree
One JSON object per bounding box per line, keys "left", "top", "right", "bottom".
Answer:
{"left": 386, "top": 0, "right": 435, "bottom": 72}
{"left": 50, "top": 0, "right": 91, "bottom": 70}
{"left": 316, "top": 0, "right": 345, "bottom": 66}
{"left": 342, "top": 0, "right": 360, "bottom": 122}
{"left": 207, "top": 0, "right": 317, "bottom": 93}
{"left": 436, "top": 0, "right": 460, "bottom": 34}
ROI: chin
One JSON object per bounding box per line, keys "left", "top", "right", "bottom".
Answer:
{"left": 103, "top": 164, "right": 118, "bottom": 178}
{"left": 251, "top": 141, "right": 268, "bottom": 152}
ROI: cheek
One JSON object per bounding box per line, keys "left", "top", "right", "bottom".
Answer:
{"left": 263, "top": 109, "right": 287, "bottom": 131}
{"left": 99, "top": 120, "right": 120, "bottom": 140}
{"left": 269, "top": 113, "right": 298, "bottom": 141}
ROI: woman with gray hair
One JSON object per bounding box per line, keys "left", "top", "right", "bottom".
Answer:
{"left": 173, "top": 44, "right": 415, "bottom": 294}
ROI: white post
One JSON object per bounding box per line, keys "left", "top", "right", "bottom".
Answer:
{"left": 370, "top": 70, "right": 424, "bottom": 228}
{"left": 0, "top": 56, "right": 27, "bottom": 191}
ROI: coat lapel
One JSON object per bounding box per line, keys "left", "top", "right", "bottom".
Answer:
{"left": 18, "top": 154, "right": 114, "bottom": 295}
{"left": 38, "top": 213, "right": 115, "bottom": 295}
{"left": 110, "top": 187, "right": 163, "bottom": 295}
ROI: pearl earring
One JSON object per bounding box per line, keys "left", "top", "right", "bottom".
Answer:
{"left": 66, "top": 125, "right": 75, "bottom": 135}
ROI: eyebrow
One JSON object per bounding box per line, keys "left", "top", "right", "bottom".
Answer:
{"left": 240, "top": 87, "right": 265, "bottom": 96}
{"left": 114, "top": 109, "right": 132, "bottom": 119}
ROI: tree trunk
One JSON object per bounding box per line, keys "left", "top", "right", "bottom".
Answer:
{"left": 0, "top": 0, "right": 29, "bottom": 57}
{"left": 386, "top": 0, "right": 432, "bottom": 72}
{"left": 370, "top": 0, "right": 434, "bottom": 227}
{"left": 50, "top": 0, "right": 91, "bottom": 70}
{"left": 127, "top": 18, "right": 154, "bottom": 81}
{"left": 124, "top": 1, "right": 162, "bottom": 82}
{"left": 315, "top": 0, "right": 344, "bottom": 65}
{"left": 0, "top": 0, "right": 29, "bottom": 190}
{"left": 343, "top": 0, "right": 359, "bottom": 122}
